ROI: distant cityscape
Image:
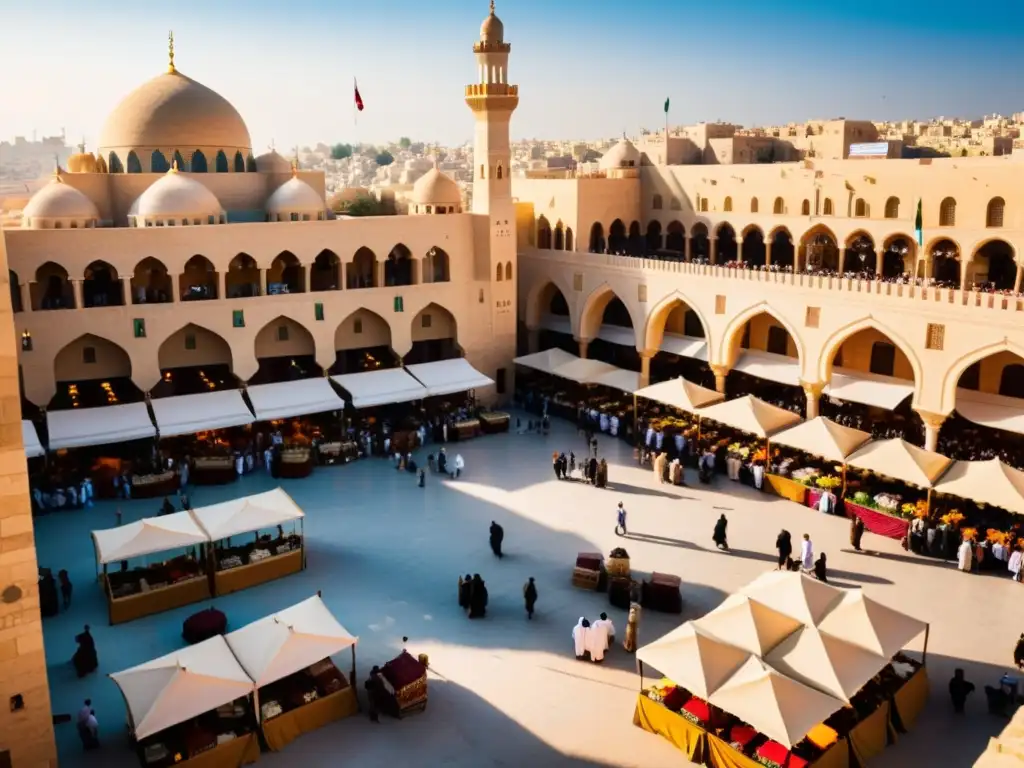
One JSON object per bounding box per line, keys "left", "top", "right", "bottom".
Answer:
{"left": 4, "top": 110, "right": 1024, "bottom": 221}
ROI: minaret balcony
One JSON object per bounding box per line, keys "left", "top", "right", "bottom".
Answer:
{"left": 465, "top": 83, "right": 518, "bottom": 97}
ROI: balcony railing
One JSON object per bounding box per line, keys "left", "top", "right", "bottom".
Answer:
{"left": 464, "top": 84, "right": 518, "bottom": 97}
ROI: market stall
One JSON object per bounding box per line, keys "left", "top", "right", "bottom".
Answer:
{"left": 225, "top": 595, "right": 358, "bottom": 751}
{"left": 191, "top": 488, "right": 305, "bottom": 597}
{"left": 405, "top": 358, "right": 494, "bottom": 397}
{"left": 769, "top": 417, "right": 871, "bottom": 511}
{"left": 109, "top": 636, "right": 259, "bottom": 768}
{"left": 92, "top": 512, "right": 211, "bottom": 625}
{"left": 47, "top": 402, "right": 156, "bottom": 450}
{"left": 377, "top": 650, "right": 428, "bottom": 718}
{"left": 634, "top": 377, "right": 725, "bottom": 413}
{"left": 331, "top": 367, "right": 427, "bottom": 409}
{"left": 512, "top": 347, "right": 584, "bottom": 377}
{"left": 933, "top": 457, "right": 1024, "bottom": 515}
{"left": 245, "top": 378, "right": 345, "bottom": 422}
{"left": 151, "top": 390, "right": 254, "bottom": 438}
{"left": 22, "top": 420, "right": 44, "bottom": 458}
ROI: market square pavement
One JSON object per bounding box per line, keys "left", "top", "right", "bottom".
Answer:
{"left": 35, "top": 415, "right": 1017, "bottom": 767}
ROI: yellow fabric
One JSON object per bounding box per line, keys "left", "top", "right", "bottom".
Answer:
{"left": 813, "top": 739, "right": 850, "bottom": 768}
{"left": 806, "top": 723, "right": 839, "bottom": 750}
{"left": 766, "top": 474, "right": 808, "bottom": 504}
{"left": 848, "top": 699, "right": 890, "bottom": 764}
{"left": 262, "top": 686, "right": 359, "bottom": 751}
{"left": 706, "top": 734, "right": 762, "bottom": 768}
{"left": 179, "top": 732, "right": 259, "bottom": 768}
{"left": 632, "top": 694, "right": 706, "bottom": 763}
{"left": 892, "top": 666, "right": 929, "bottom": 732}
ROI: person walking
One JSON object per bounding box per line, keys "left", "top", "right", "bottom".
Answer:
{"left": 776, "top": 529, "right": 792, "bottom": 570}
{"left": 552, "top": 451, "right": 561, "bottom": 480}
{"left": 713, "top": 514, "right": 729, "bottom": 550}
{"left": 489, "top": 521, "right": 504, "bottom": 558}
{"left": 76, "top": 699, "right": 94, "bottom": 749}
{"left": 814, "top": 552, "right": 829, "bottom": 582}
{"left": 523, "top": 577, "right": 538, "bottom": 619}
{"left": 623, "top": 603, "right": 641, "bottom": 653}
{"left": 615, "top": 502, "right": 628, "bottom": 536}
{"left": 851, "top": 516, "right": 866, "bottom": 552}
{"left": 58, "top": 569, "right": 73, "bottom": 610}
{"left": 364, "top": 666, "right": 382, "bottom": 723}
{"left": 453, "top": 453, "right": 465, "bottom": 479}
{"left": 949, "top": 668, "right": 975, "bottom": 713}
{"left": 801, "top": 533, "right": 814, "bottom": 571}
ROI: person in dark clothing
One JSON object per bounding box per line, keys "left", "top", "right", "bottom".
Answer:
{"left": 776, "top": 530, "right": 793, "bottom": 570}
{"left": 713, "top": 515, "right": 729, "bottom": 550}
{"left": 39, "top": 569, "right": 59, "bottom": 617}
{"left": 458, "top": 574, "right": 472, "bottom": 611}
{"left": 364, "top": 666, "right": 382, "bottom": 722}
{"left": 1014, "top": 633, "right": 1024, "bottom": 670}
{"left": 814, "top": 553, "right": 829, "bottom": 582}
{"left": 588, "top": 457, "right": 598, "bottom": 485}
{"left": 179, "top": 493, "right": 191, "bottom": 511}
{"left": 437, "top": 450, "right": 448, "bottom": 475}
{"left": 949, "top": 668, "right": 975, "bottom": 713}
{"left": 851, "top": 516, "right": 866, "bottom": 552}
{"left": 489, "top": 521, "right": 504, "bottom": 558}
{"left": 418, "top": 468, "right": 426, "bottom": 487}
{"left": 469, "top": 575, "right": 488, "bottom": 618}
{"left": 58, "top": 569, "right": 73, "bottom": 610}
{"left": 552, "top": 452, "right": 561, "bottom": 480}
{"left": 523, "top": 577, "right": 538, "bottom": 619}
{"left": 73, "top": 625, "right": 98, "bottom": 678}
{"left": 160, "top": 497, "right": 175, "bottom": 516}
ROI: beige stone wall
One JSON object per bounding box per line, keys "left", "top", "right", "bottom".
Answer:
{"left": 0, "top": 233, "right": 57, "bottom": 766}
{"left": 159, "top": 324, "right": 233, "bottom": 369}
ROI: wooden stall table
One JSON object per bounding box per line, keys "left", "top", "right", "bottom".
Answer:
{"left": 162, "top": 731, "right": 260, "bottom": 768}
{"left": 766, "top": 474, "right": 808, "bottom": 504}
{"left": 106, "top": 574, "right": 211, "bottom": 625}
{"left": 707, "top": 733, "right": 762, "bottom": 768}
{"left": 632, "top": 693, "right": 706, "bottom": 763}
{"left": 843, "top": 502, "right": 910, "bottom": 542}
{"left": 891, "top": 666, "right": 929, "bottom": 732}
{"left": 643, "top": 572, "right": 683, "bottom": 614}
{"left": 277, "top": 448, "right": 314, "bottom": 479}
{"left": 262, "top": 685, "right": 358, "bottom": 751}
{"left": 193, "top": 456, "right": 237, "bottom": 485}
{"left": 453, "top": 418, "right": 481, "bottom": 441}
{"left": 214, "top": 548, "right": 303, "bottom": 597}
{"left": 572, "top": 552, "right": 604, "bottom": 591}
{"left": 318, "top": 441, "right": 358, "bottom": 465}
{"left": 848, "top": 699, "right": 891, "bottom": 765}
{"left": 131, "top": 470, "right": 179, "bottom": 500}
{"left": 479, "top": 411, "right": 510, "bottom": 434}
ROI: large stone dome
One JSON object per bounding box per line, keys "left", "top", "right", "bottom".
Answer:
{"left": 21, "top": 175, "right": 99, "bottom": 228}
{"left": 254, "top": 150, "right": 292, "bottom": 173}
{"left": 599, "top": 139, "right": 640, "bottom": 170}
{"left": 266, "top": 175, "right": 324, "bottom": 218}
{"left": 411, "top": 168, "right": 460, "bottom": 206}
{"left": 98, "top": 70, "right": 252, "bottom": 154}
{"left": 130, "top": 168, "right": 224, "bottom": 224}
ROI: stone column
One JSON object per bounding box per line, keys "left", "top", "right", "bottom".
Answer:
{"left": 764, "top": 238, "right": 772, "bottom": 267}
{"left": 875, "top": 248, "right": 884, "bottom": 277}
{"left": 916, "top": 409, "right": 947, "bottom": 453}
{"left": 837, "top": 247, "right": 846, "bottom": 276}
{"left": 168, "top": 274, "right": 180, "bottom": 302}
{"left": 639, "top": 352, "right": 652, "bottom": 388}
{"left": 684, "top": 236, "right": 692, "bottom": 262}
{"left": 526, "top": 327, "right": 540, "bottom": 354}
{"left": 1015, "top": 263, "right": 1023, "bottom": 294}
{"left": 710, "top": 364, "right": 729, "bottom": 394}
{"left": 18, "top": 282, "right": 29, "bottom": 313}
{"left": 735, "top": 238, "right": 744, "bottom": 264}
{"left": 709, "top": 237, "right": 718, "bottom": 265}
{"left": 577, "top": 338, "right": 589, "bottom": 359}
{"left": 71, "top": 278, "right": 84, "bottom": 309}
{"left": 121, "top": 274, "right": 132, "bottom": 305}
{"left": 801, "top": 380, "right": 824, "bottom": 419}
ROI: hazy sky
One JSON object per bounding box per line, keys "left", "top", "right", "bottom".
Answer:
{"left": 2, "top": 0, "right": 1024, "bottom": 151}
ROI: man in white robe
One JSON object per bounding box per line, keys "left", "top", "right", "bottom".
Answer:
{"left": 801, "top": 534, "right": 814, "bottom": 571}
{"left": 587, "top": 620, "right": 607, "bottom": 662}
{"left": 593, "top": 612, "right": 616, "bottom": 648}
{"left": 957, "top": 538, "right": 974, "bottom": 573}
{"left": 1009, "top": 547, "right": 1023, "bottom": 582}
{"left": 752, "top": 462, "right": 765, "bottom": 490}
{"left": 572, "top": 618, "right": 589, "bottom": 660}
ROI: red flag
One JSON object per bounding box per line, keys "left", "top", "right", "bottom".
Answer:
{"left": 354, "top": 80, "right": 364, "bottom": 112}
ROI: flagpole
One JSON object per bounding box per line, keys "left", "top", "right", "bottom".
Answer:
{"left": 353, "top": 77, "right": 358, "bottom": 128}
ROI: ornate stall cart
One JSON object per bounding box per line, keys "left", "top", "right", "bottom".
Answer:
{"left": 378, "top": 650, "right": 428, "bottom": 718}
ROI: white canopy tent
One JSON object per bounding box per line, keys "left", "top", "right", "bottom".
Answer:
{"left": 591, "top": 368, "right": 641, "bottom": 394}
{"left": 513, "top": 348, "right": 581, "bottom": 376}
{"left": 764, "top": 626, "right": 888, "bottom": 702}
{"left": 110, "top": 636, "right": 255, "bottom": 740}
{"left": 692, "top": 593, "right": 802, "bottom": 658}
{"left": 225, "top": 595, "right": 357, "bottom": 688}
{"left": 551, "top": 357, "right": 620, "bottom": 385}
{"left": 825, "top": 367, "right": 915, "bottom": 410}
{"left": 696, "top": 395, "right": 803, "bottom": 438}
{"left": 636, "top": 623, "right": 750, "bottom": 699}
{"left": 47, "top": 402, "right": 156, "bottom": 450}
{"left": 933, "top": 458, "right": 1024, "bottom": 514}
{"left": 151, "top": 390, "right": 253, "bottom": 437}
{"left": 246, "top": 378, "right": 344, "bottom": 421}
{"left": 405, "top": 358, "right": 494, "bottom": 397}
{"left": 817, "top": 589, "right": 928, "bottom": 659}
{"left": 331, "top": 368, "right": 427, "bottom": 408}
{"left": 769, "top": 417, "right": 872, "bottom": 464}
{"left": 732, "top": 350, "right": 802, "bottom": 387}
{"left": 846, "top": 438, "right": 952, "bottom": 488}
{"left": 634, "top": 377, "right": 724, "bottom": 413}
{"left": 739, "top": 571, "right": 846, "bottom": 627}
{"left": 191, "top": 488, "right": 305, "bottom": 541}
{"left": 92, "top": 511, "right": 208, "bottom": 565}
{"left": 955, "top": 388, "right": 1024, "bottom": 436}
{"left": 22, "top": 420, "right": 44, "bottom": 458}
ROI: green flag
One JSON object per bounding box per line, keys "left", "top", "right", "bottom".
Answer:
{"left": 914, "top": 199, "right": 923, "bottom": 246}
{"left": 664, "top": 97, "right": 670, "bottom": 114}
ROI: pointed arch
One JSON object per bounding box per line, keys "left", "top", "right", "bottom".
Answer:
{"left": 173, "top": 150, "right": 186, "bottom": 170}
{"left": 311, "top": 249, "right": 341, "bottom": 291}
{"left": 83, "top": 260, "right": 123, "bottom": 307}
{"left": 406, "top": 303, "right": 461, "bottom": 364}
{"left": 495, "top": 263, "right": 504, "bottom": 282}
{"left": 525, "top": 278, "right": 574, "bottom": 331}
{"left": 719, "top": 303, "right": 805, "bottom": 370}
{"left": 158, "top": 322, "right": 233, "bottom": 371}
{"left": 335, "top": 308, "right": 393, "bottom": 352}
{"left": 607, "top": 219, "right": 626, "bottom": 254}
{"left": 385, "top": 243, "right": 415, "bottom": 286}
{"left": 234, "top": 151, "right": 245, "bottom": 172}
{"left": 190, "top": 150, "right": 208, "bottom": 173}
{"left": 817, "top": 317, "right": 923, "bottom": 405}
{"left": 151, "top": 150, "right": 169, "bottom": 173}
{"left": 553, "top": 221, "right": 565, "bottom": 250}
{"left": 131, "top": 256, "right": 171, "bottom": 304}
{"left": 665, "top": 221, "right": 685, "bottom": 253}
{"left": 646, "top": 220, "right": 662, "bottom": 252}
{"left": 944, "top": 340, "right": 1024, "bottom": 414}
{"left": 773, "top": 197, "right": 785, "bottom": 214}
{"left": 108, "top": 152, "right": 124, "bottom": 174}
{"left": 180, "top": 255, "right": 219, "bottom": 301}
{"left": 33, "top": 261, "right": 73, "bottom": 310}
{"left": 126, "top": 151, "right": 142, "bottom": 173}
{"left": 537, "top": 216, "right": 552, "bottom": 249}
{"left": 347, "top": 247, "right": 377, "bottom": 289}
{"left": 505, "top": 261, "right": 512, "bottom": 281}
{"left": 215, "top": 150, "right": 229, "bottom": 173}
{"left": 578, "top": 284, "right": 643, "bottom": 347}
{"left": 268, "top": 250, "right": 305, "bottom": 293}
{"left": 643, "top": 291, "right": 711, "bottom": 353}
{"left": 255, "top": 314, "right": 316, "bottom": 358}
{"left": 424, "top": 246, "right": 450, "bottom": 283}
{"left": 54, "top": 333, "right": 132, "bottom": 384}
{"left": 589, "top": 222, "right": 605, "bottom": 253}
{"left": 565, "top": 227, "right": 574, "bottom": 251}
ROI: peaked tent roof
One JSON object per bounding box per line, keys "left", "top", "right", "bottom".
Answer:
{"left": 512, "top": 348, "right": 582, "bottom": 376}
{"left": 551, "top": 356, "right": 620, "bottom": 385}
{"left": 225, "top": 595, "right": 357, "bottom": 687}
{"left": 770, "top": 417, "right": 872, "bottom": 464}
{"left": 739, "top": 571, "right": 846, "bottom": 627}
{"left": 933, "top": 457, "right": 1024, "bottom": 515}
{"left": 591, "top": 367, "right": 641, "bottom": 394}
{"left": 190, "top": 488, "right": 304, "bottom": 541}
{"left": 693, "top": 593, "right": 803, "bottom": 657}
{"left": 845, "top": 438, "right": 952, "bottom": 488}
{"left": 709, "top": 656, "right": 846, "bottom": 748}
{"left": 636, "top": 622, "right": 751, "bottom": 699}
{"left": 817, "top": 589, "right": 928, "bottom": 658}
{"left": 109, "top": 636, "right": 254, "bottom": 740}
{"left": 634, "top": 376, "right": 725, "bottom": 412}
{"left": 696, "top": 395, "right": 802, "bottom": 438}
{"left": 92, "top": 511, "right": 208, "bottom": 564}
{"left": 765, "top": 626, "right": 888, "bottom": 702}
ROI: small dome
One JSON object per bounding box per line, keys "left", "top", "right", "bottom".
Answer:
{"left": 480, "top": 2, "right": 504, "bottom": 43}
{"left": 267, "top": 175, "right": 324, "bottom": 215}
{"left": 67, "top": 151, "right": 99, "bottom": 174}
{"left": 22, "top": 176, "right": 99, "bottom": 226}
{"left": 99, "top": 70, "right": 251, "bottom": 153}
{"left": 411, "top": 168, "right": 460, "bottom": 206}
{"left": 599, "top": 139, "right": 641, "bottom": 170}
{"left": 254, "top": 150, "right": 292, "bottom": 173}
{"left": 131, "top": 168, "right": 223, "bottom": 220}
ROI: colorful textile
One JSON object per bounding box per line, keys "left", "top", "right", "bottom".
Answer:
{"left": 844, "top": 502, "right": 910, "bottom": 541}
{"left": 806, "top": 723, "right": 839, "bottom": 750}
{"left": 683, "top": 697, "right": 710, "bottom": 725}
{"left": 632, "top": 694, "right": 707, "bottom": 762}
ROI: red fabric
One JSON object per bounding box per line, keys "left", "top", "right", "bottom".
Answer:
{"left": 682, "top": 697, "right": 710, "bottom": 724}
{"left": 786, "top": 757, "right": 808, "bottom": 768}
{"left": 730, "top": 724, "right": 757, "bottom": 747}
{"left": 807, "top": 488, "right": 825, "bottom": 509}
{"left": 381, "top": 650, "right": 425, "bottom": 689}
{"left": 354, "top": 82, "right": 364, "bottom": 111}
{"left": 844, "top": 501, "right": 910, "bottom": 541}
{"left": 757, "top": 741, "right": 790, "bottom": 765}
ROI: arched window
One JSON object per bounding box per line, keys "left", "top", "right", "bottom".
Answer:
{"left": 246, "top": 154, "right": 257, "bottom": 172}
{"left": 537, "top": 217, "right": 552, "bottom": 249}
{"left": 505, "top": 262, "right": 512, "bottom": 281}
{"left": 652, "top": 194, "right": 663, "bottom": 210}
{"left": 939, "top": 197, "right": 956, "bottom": 226}
{"left": 234, "top": 151, "right": 245, "bottom": 172}
{"left": 215, "top": 151, "right": 229, "bottom": 173}
{"left": 987, "top": 197, "right": 1005, "bottom": 228}
{"left": 151, "top": 150, "right": 169, "bottom": 173}
{"left": 495, "top": 263, "right": 503, "bottom": 281}
{"left": 191, "top": 150, "right": 208, "bottom": 173}
{"left": 700, "top": 199, "right": 709, "bottom": 212}
{"left": 884, "top": 197, "right": 899, "bottom": 219}
{"left": 801, "top": 199, "right": 811, "bottom": 216}
{"left": 173, "top": 150, "right": 186, "bottom": 170}
{"left": 773, "top": 197, "right": 784, "bottom": 214}
{"left": 854, "top": 198, "right": 866, "bottom": 217}
{"left": 750, "top": 198, "right": 759, "bottom": 213}
{"left": 565, "top": 228, "right": 574, "bottom": 251}
{"left": 108, "top": 152, "right": 123, "bottom": 174}
{"left": 869, "top": 342, "right": 896, "bottom": 376}
{"left": 126, "top": 151, "right": 142, "bottom": 173}
{"left": 999, "top": 364, "right": 1024, "bottom": 398}
{"left": 823, "top": 198, "right": 833, "bottom": 215}
{"left": 723, "top": 196, "right": 733, "bottom": 213}
{"left": 496, "top": 165, "right": 503, "bottom": 179}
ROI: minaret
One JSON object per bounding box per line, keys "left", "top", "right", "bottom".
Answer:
{"left": 466, "top": 1, "right": 518, "bottom": 398}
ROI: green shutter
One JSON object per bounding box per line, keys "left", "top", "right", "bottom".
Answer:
{"left": 232, "top": 310, "right": 245, "bottom": 328}
{"left": 314, "top": 302, "right": 324, "bottom": 321}
{"left": 133, "top": 319, "right": 146, "bottom": 338}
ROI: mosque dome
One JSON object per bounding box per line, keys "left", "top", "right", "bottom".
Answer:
{"left": 266, "top": 175, "right": 324, "bottom": 218}
{"left": 130, "top": 167, "right": 224, "bottom": 223}
{"left": 254, "top": 150, "right": 292, "bottom": 173}
{"left": 411, "top": 168, "right": 461, "bottom": 207}
{"left": 67, "top": 149, "right": 99, "bottom": 174}
{"left": 480, "top": 2, "right": 504, "bottom": 43}
{"left": 98, "top": 70, "right": 252, "bottom": 154}
{"left": 21, "top": 175, "right": 99, "bottom": 228}
{"left": 599, "top": 139, "right": 641, "bottom": 170}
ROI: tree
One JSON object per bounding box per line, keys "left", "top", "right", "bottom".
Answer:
{"left": 375, "top": 150, "right": 395, "bottom": 166}
{"left": 344, "top": 195, "right": 383, "bottom": 217}
{"left": 330, "top": 143, "right": 353, "bottom": 160}
{"left": 398, "top": 137, "right": 412, "bottom": 150}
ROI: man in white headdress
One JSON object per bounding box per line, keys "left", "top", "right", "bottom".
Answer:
{"left": 593, "top": 612, "right": 616, "bottom": 648}
{"left": 572, "top": 618, "right": 589, "bottom": 660}
{"left": 957, "top": 536, "right": 974, "bottom": 573}
{"left": 587, "top": 618, "right": 607, "bottom": 663}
